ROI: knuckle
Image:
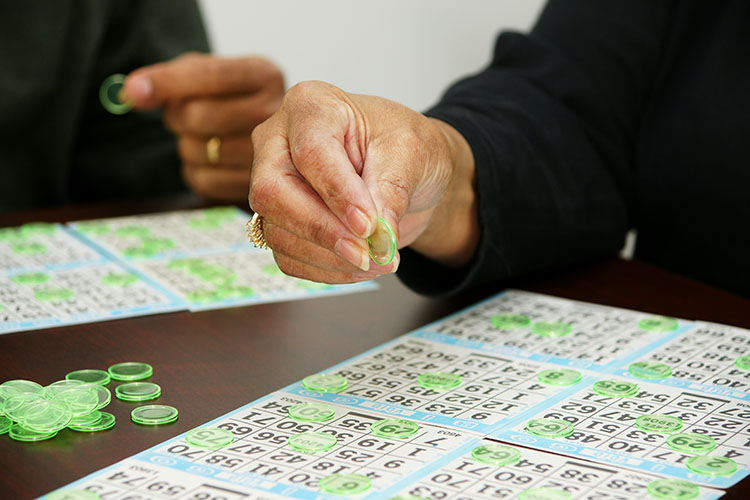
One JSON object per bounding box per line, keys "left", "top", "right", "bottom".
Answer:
{"left": 182, "top": 102, "right": 211, "bottom": 133}
{"left": 248, "top": 175, "right": 280, "bottom": 215}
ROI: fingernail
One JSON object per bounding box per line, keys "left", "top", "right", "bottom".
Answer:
{"left": 346, "top": 206, "right": 374, "bottom": 238}
{"left": 335, "top": 239, "right": 370, "bottom": 272}
{"left": 123, "top": 74, "right": 153, "bottom": 101}
{"left": 389, "top": 253, "right": 400, "bottom": 273}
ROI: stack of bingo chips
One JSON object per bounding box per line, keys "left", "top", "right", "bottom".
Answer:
{"left": 0, "top": 375, "right": 114, "bottom": 441}
{"left": 0, "top": 362, "right": 167, "bottom": 442}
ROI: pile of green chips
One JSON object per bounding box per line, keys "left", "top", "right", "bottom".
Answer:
{"left": 0, "top": 376, "right": 114, "bottom": 442}
{"left": 0, "top": 361, "right": 178, "bottom": 441}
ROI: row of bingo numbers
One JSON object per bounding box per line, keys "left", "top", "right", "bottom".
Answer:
{"left": 617, "top": 322, "right": 750, "bottom": 400}
{"left": 142, "top": 392, "right": 476, "bottom": 498}
{"left": 389, "top": 439, "right": 723, "bottom": 500}
{"left": 492, "top": 377, "right": 750, "bottom": 488}
{"left": 299, "top": 336, "right": 596, "bottom": 432}
{"left": 418, "top": 290, "right": 689, "bottom": 369}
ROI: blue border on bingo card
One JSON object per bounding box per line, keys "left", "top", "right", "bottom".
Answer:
{"left": 187, "top": 279, "right": 377, "bottom": 312}
{"left": 612, "top": 368, "right": 750, "bottom": 402}
{"left": 491, "top": 428, "right": 748, "bottom": 489}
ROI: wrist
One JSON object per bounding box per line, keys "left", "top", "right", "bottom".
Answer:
{"left": 409, "top": 118, "right": 478, "bottom": 267}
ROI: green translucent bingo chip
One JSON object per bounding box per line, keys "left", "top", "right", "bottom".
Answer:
{"left": 538, "top": 368, "right": 582, "bottom": 386}
{"left": 519, "top": 488, "right": 572, "bottom": 500}
{"left": 471, "top": 443, "right": 521, "bottom": 466}
{"left": 101, "top": 272, "right": 139, "bottom": 287}
{"left": 21, "top": 222, "right": 56, "bottom": 236}
{"left": 288, "top": 402, "right": 336, "bottom": 422}
{"left": 735, "top": 355, "right": 750, "bottom": 370}
{"left": 186, "top": 289, "right": 222, "bottom": 303}
{"left": 186, "top": 428, "right": 235, "bottom": 449}
{"left": 68, "top": 411, "right": 116, "bottom": 432}
{"left": 100, "top": 74, "right": 134, "bottom": 114}
{"left": 638, "top": 316, "right": 679, "bottom": 332}
{"left": 9, "top": 423, "right": 57, "bottom": 442}
{"left": 319, "top": 473, "right": 372, "bottom": 495}
{"left": 108, "top": 362, "right": 153, "bottom": 381}
{"left": 44, "top": 379, "right": 85, "bottom": 399}
{"left": 647, "top": 478, "right": 699, "bottom": 500}
{"left": 686, "top": 455, "right": 738, "bottom": 477}
{"left": 288, "top": 431, "right": 338, "bottom": 453}
{"left": 20, "top": 400, "right": 72, "bottom": 433}
{"left": 0, "top": 415, "right": 12, "bottom": 434}
{"left": 302, "top": 374, "right": 348, "bottom": 393}
{"left": 53, "top": 384, "right": 100, "bottom": 417}
{"left": 1, "top": 379, "right": 44, "bottom": 395}
{"left": 628, "top": 361, "right": 672, "bottom": 380}
{"left": 666, "top": 433, "right": 716, "bottom": 454}
{"left": 11, "top": 273, "right": 50, "bottom": 286}
{"left": 115, "top": 382, "right": 161, "bottom": 402}
{"left": 11, "top": 242, "right": 47, "bottom": 255}
{"left": 69, "top": 411, "right": 104, "bottom": 427}
{"left": 131, "top": 405, "right": 178, "bottom": 425}
{"left": 45, "top": 489, "right": 101, "bottom": 500}
{"left": 117, "top": 226, "right": 150, "bottom": 238}
{"left": 636, "top": 415, "right": 683, "bottom": 434}
{"left": 371, "top": 419, "right": 420, "bottom": 439}
{"left": 3, "top": 393, "right": 45, "bottom": 421}
{"left": 490, "top": 313, "right": 531, "bottom": 330}
{"left": 367, "top": 217, "right": 397, "bottom": 266}
{"left": 592, "top": 380, "right": 638, "bottom": 398}
{"left": 75, "top": 222, "right": 110, "bottom": 235}
{"left": 34, "top": 287, "right": 74, "bottom": 302}
{"left": 531, "top": 321, "right": 572, "bottom": 338}
{"left": 66, "top": 369, "right": 110, "bottom": 386}
{"left": 526, "top": 418, "right": 574, "bottom": 438}
{"left": 417, "top": 372, "right": 462, "bottom": 390}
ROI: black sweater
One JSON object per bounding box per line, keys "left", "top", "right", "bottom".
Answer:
{"left": 399, "top": 0, "right": 750, "bottom": 298}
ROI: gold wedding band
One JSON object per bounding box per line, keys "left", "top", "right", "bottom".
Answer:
{"left": 246, "top": 213, "right": 269, "bottom": 249}
{"left": 206, "top": 136, "right": 221, "bottom": 164}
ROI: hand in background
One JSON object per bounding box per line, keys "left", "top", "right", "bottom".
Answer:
{"left": 123, "top": 53, "right": 284, "bottom": 201}
{"left": 248, "top": 81, "right": 478, "bottom": 284}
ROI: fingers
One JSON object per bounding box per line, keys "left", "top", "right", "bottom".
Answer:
{"left": 178, "top": 134, "right": 253, "bottom": 166}
{"left": 123, "top": 53, "right": 284, "bottom": 110}
{"left": 164, "top": 92, "right": 280, "bottom": 137}
{"left": 283, "top": 82, "right": 378, "bottom": 239}
{"left": 250, "top": 124, "right": 372, "bottom": 271}
{"left": 265, "top": 222, "right": 398, "bottom": 284}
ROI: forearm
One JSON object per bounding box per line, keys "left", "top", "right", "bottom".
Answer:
{"left": 408, "top": 118, "right": 479, "bottom": 267}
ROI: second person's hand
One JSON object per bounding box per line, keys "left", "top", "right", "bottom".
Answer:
{"left": 123, "top": 53, "right": 285, "bottom": 201}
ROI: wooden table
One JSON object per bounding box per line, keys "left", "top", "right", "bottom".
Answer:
{"left": 1, "top": 196, "right": 748, "bottom": 499}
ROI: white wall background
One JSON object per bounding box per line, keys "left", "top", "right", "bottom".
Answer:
{"left": 198, "top": 0, "right": 546, "bottom": 111}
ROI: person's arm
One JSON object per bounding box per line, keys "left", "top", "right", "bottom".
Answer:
{"left": 247, "top": 0, "right": 668, "bottom": 289}
{"left": 399, "top": 0, "right": 669, "bottom": 295}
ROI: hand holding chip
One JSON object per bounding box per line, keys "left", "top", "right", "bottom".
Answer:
{"left": 122, "top": 53, "right": 285, "bottom": 202}
{"left": 248, "top": 80, "right": 479, "bottom": 284}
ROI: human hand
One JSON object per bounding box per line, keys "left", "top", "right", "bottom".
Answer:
{"left": 249, "top": 81, "right": 478, "bottom": 284}
{"left": 122, "top": 53, "right": 284, "bottom": 201}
